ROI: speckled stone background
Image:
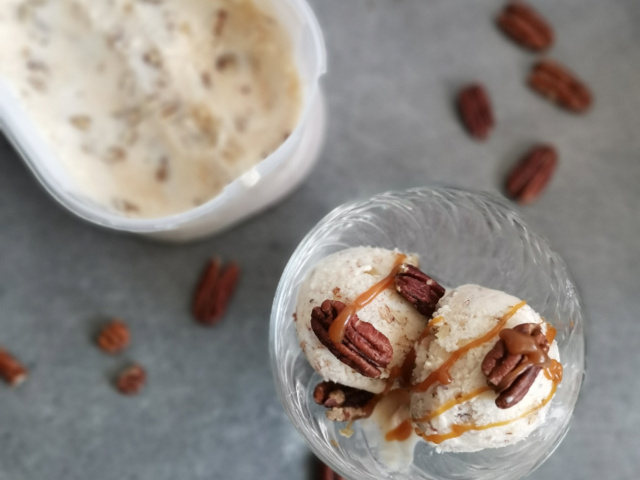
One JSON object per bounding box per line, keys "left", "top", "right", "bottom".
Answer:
{"left": 1, "top": 0, "right": 639, "bottom": 479}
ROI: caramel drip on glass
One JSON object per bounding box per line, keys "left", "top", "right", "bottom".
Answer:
{"left": 385, "top": 419, "right": 413, "bottom": 442}
{"left": 544, "top": 359, "right": 563, "bottom": 383}
{"left": 545, "top": 324, "right": 557, "bottom": 344}
{"left": 418, "top": 381, "right": 558, "bottom": 445}
{"left": 328, "top": 253, "right": 407, "bottom": 343}
{"left": 411, "top": 301, "right": 527, "bottom": 393}
{"left": 414, "top": 386, "right": 492, "bottom": 423}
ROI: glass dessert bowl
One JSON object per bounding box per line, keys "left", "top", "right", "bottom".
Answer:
{"left": 269, "top": 186, "right": 585, "bottom": 480}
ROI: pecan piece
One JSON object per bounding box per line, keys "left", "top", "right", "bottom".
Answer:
{"left": 505, "top": 144, "right": 557, "bottom": 204}
{"left": 313, "top": 381, "right": 375, "bottom": 422}
{"left": 529, "top": 59, "right": 592, "bottom": 112}
{"left": 0, "top": 347, "right": 27, "bottom": 387}
{"left": 310, "top": 300, "right": 393, "bottom": 378}
{"left": 496, "top": 365, "right": 542, "bottom": 409}
{"left": 193, "top": 258, "right": 240, "bottom": 325}
{"left": 497, "top": 2, "right": 554, "bottom": 52}
{"left": 457, "top": 83, "right": 495, "bottom": 140}
{"left": 213, "top": 9, "right": 227, "bottom": 36}
{"left": 116, "top": 364, "right": 146, "bottom": 395}
{"left": 395, "top": 264, "right": 446, "bottom": 318}
{"left": 482, "top": 323, "right": 550, "bottom": 408}
{"left": 97, "top": 319, "right": 130, "bottom": 354}
{"left": 318, "top": 460, "right": 346, "bottom": 480}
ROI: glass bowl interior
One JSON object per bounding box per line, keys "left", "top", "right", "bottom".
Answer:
{"left": 269, "top": 186, "right": 585, "bottom": 480}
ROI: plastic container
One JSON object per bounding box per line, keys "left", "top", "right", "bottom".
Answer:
{"left": 0, "top": 0, "right": 326, "bottom": 242}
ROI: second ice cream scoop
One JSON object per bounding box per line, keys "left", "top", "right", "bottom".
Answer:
{"left": 410, "top": 284, "right": 561, "bottom": 452}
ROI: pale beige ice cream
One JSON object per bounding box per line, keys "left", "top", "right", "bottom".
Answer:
{"left": 295, "top": 247, "right": 430, "bottom": 394}
{"left": 0, "top": 0, "right": 301, "bottom": 217}
{"left": 410, "top": 284, "right": 560, "bottom": 453}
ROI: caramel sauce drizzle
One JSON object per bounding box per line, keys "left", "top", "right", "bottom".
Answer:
{"left": 427, "top": 316, "right": 443, "bottom": 329}
{"left": 414, "top": 386, "right": 492, "bottom": 423}
{"left": 328, "top": 253, "right": 407, "bottom": 344}
{"left": 385, "top": 419, "right": 414, "bottom": 442}
{"left": 501, "top": 328, "right": 548, "bottom": 365}
{"left": 543, "top": 325, "right": 562, "bottom": 382}
{"left": 410, "top": 301, "right": 527, "bottom": 393}
{"left": 417, "top": 379, "right": 559, "bottom": 445}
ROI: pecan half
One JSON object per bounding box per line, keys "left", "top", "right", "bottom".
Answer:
{"left": 529, "top": 59, "right": 592, "bottom": 113}
{"left": 0, "top": 348, "right": 27, "bottom": 387}
{"left": 313, "top": 381, "right": 375, "bottom": 422}
{"left": 310, "top": 300, "right": 393, "bottom": 378}
{"left": 497, "top": 2, "right": 554, "bottom": 52}
{"left": 395, "top": 264, "right": 446, "bottom": 318}
{"left": 318, "top": 460, "right": 346, "bottom": 480}
{"left": 97, "top": 319, "right": 130, "bottom": 354}
{"left": 193, "top": 258, "right": 240, "bottom": 325}
{"left": 116, "top": 364, "right": 146, "bottom": 395}
{"left": 457, "top": 83, "right": 495, "bottom": 140}
{"left": 505, "top": 144, "right": 557, "bottom": 204}
{"left": 482, "top": 323, "right": 550, "bottom": 409}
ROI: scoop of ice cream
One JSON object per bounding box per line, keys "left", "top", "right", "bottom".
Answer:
{"left": 411, "top": 284, "right": 560, "bottom": 452}
{"left": 295, "top": 247, "right": 430, "bottom": 393}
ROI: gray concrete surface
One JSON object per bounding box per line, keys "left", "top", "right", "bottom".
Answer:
{"left": 1, "top": 0, "right": 639, "bottom": 478}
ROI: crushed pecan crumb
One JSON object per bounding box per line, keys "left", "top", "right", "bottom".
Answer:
{"left": 97, "top": 319, "right": 130, "bottom": 354}
{"left": 69, "top": 115, "right": 92, "bottom": 131}
{"left": 313, "top": 381, "right": 374, "bottom": 422}
{"left": 142, "top": 49, "right": 163, "bottom": 69}
{"left": 213, "top": 9, "right": 228, "bottom": 36}
{"left": 216, "top": 53, "right": 237, "bottom": 71}
{"left": 0, "top": 348, "right": 28, "bottom": 387}
{"left": 104, "top": 146, "right": 127, "bottom": 163}
{"left": 155, "top": 156, "right": 169, "bottom": 182}
{"left": 116, "top": 364, "right": 146, "bottom": 395}
{"left": 112, "top": 198, "right": 140, "bottom": 213}
{"left": 201, "top": 71, "right": 212, "bottom": 88}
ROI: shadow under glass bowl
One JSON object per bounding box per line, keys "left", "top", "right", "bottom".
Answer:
{"left": 269, "top": 186, "right": 585, "bottom": 480}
